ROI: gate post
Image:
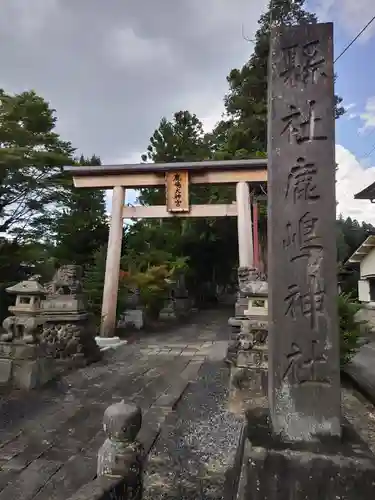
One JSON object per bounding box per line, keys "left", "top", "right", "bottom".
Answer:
{"left": 100, "top": 186, "right": 125, "bottom": 338}
{"left": 236, "top": 181, "right": 254, "bottom": 267}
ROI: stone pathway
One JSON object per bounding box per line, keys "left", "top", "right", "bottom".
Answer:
{"left": 0, "top": 309, "right": 230, "bottom": 500}
{"left": 143, "top": 348, "right": 244, "bottom": 500}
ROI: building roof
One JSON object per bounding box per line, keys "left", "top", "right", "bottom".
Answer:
{"left": 63, "top": 158, "right": 268, "bottom": 177}
{"left": 354, "top": 182, "right": 375, "bottom": 201}
{"left": 6, "top": 278, "right": 46, "bottom": 295}
{"left": 348, "top": 234, "right": 375, "bottom": 264}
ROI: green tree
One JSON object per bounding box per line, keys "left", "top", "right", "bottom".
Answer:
{"left": 141, "top": 110, "right": 211, "bottom": 205}
{"left": 0, "top": 89, "right": 74, "bottom": 239}
{"left": 139, "top": 111, "right": 238, "bottom": 300}
{"left": 51, "top": 155, "right": 108, "bottom": 268}
{"left": 211, "top": 0, "right": 344, "bottom": 159}
{"left": 207, "top": 0, "right": 345, "bottom": 266}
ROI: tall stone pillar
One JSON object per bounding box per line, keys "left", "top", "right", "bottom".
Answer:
{"left": 237, "top": 24, "right": 375, "bottom": 499}
{"left": 100, "top": 186, "right": 125, "bottom": 339}
{"left": 267, "top": 22, "right": 340, "bottom": 440}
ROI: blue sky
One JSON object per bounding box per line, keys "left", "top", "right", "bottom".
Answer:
{"left": 306, "top": 0, "right": 375, "bottom": 224}
{"left": 333, "top": 16, "right": 375, "bottom": 159}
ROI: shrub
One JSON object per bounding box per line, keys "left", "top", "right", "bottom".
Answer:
{"left": 121, "top": 265, "right": 171, "bottom": 320}
{"left": 120, "top": 252, "right": 189, "bottom": 320}
{"left": 338, "top": 293, "right": 362, "bottom": 367}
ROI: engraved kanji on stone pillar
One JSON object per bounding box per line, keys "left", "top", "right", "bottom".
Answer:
{"left": 267, "top": 23, "right": 341, "bottom": 441}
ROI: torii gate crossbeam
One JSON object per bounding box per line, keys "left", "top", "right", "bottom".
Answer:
{"left": 64, "top": 158, "right": 267, "bottom": 341}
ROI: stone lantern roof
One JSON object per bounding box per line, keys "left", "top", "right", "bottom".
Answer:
{"left": 5, "top": 276, "right": 46, "bottom": 296}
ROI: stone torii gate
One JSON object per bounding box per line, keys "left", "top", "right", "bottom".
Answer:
{"left": 64, "top": 159, "right": 267, "bottom": 340}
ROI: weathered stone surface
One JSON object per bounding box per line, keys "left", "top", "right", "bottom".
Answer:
{"left": 237, "top": 346, "right": 268, "bottom": 369}
{"left": 40, "top": 265, "right": 101, "bottom": 363}
{"left": 230, "top": 367, "right": 268, "bottom": 398}
{"left": 118, "top": 309, "right": 144, "bottom": 330}
{"left": 267, "top": 22, "right": 340, "bottom": 440}
{"left": 240, "top": 280, "right": 268, "bottom": 298}
{"left": 97, "top": 401, "right": 143, "bottom": 478}
{"left": 40, "top": 321, "right": 100, "bottom": 361}
{"left": 0, "top": 341, "right": 56, "bottom": 389}
{"left": 44, "top": 264, "right": 83, "bottom": 296}
{"left": 238, "top": 408, "right": 375, "bottom": 500}
{"left": 1, "top": 276, "right": 46, "bottom": 344}
{"left": 234, "top": 298, "right": 248, "bottom": 317}
{"left": 103, "top": 401, "right": 142, "bottom": 443}
{"left": 0, "top": 342, "right": 49, "bottom": 360}
{"left": 11, "top": 357, "right": 55, "bottom": 390}
{"left": 238, "top": 267, "right": 266, "bottom": 290}
{"left": 0, "top": 358, "right": 12, "bottom": 384}
{"left": 0, "top": 309, "right": 230, "bottom": 499}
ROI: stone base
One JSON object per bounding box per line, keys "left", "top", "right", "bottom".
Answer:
{"left": 41, "top": 318, "right": 102, "bottom": 363}
{"left": 237, "top": 346, "right": 268, "bottom": 368}
{"left": 0, "top": 342, "right": 56, "bottom": 390}
{"left": 235, "top": 297, "right": 248, "bottom": 317}
{"left": 95, "top": 336, "right": 128, "bottom": 351}
{"left": 230, "top": 366, "right": 268, "bottom": 395}
{"left": 237, "top": 408, "right": 375, "bottom": 500}
{"left": 226, "top": 315, "right": 268, "bottom": 366}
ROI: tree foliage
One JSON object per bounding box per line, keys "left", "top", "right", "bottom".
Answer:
{"left": 211, "top": 0, "right": 344, "bottom": 160}
{"left": 338, "top": 293, "right": 362, "bottom": 366}
{"left": 0, "top": 1, "right": 370, "bottom": 333}
{"left": 0, "top": 89, "right": 74, "bottom": 238}
{"left": 138, "top": 111, "right": 238, "bottom": 300}
{"left": 0, "top": 90, "right": 109, "bottom": 323}
{"left": 51, "top": 155, "right": 108, "bottom": 268}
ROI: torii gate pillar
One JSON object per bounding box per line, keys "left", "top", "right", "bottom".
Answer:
{"left": 100, "top": 186, "right": 125, "bottom": 338}
{"left": 236, "top": 181, "right": 254, "bottom": 267}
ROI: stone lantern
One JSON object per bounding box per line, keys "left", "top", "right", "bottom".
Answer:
{"left": 227, "top": 267, "right": 269, "bottom": 398}
{"left": 1, "top": 276, "right": 46, "bottom": 344}
{"left": 0, "top": 276, "right": 56, "bottom": 390}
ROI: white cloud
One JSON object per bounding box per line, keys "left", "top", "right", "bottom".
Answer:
{"left": 314, "top": 0, "right": 375, "bottom": 41}
{"left": 103, "top": 143, "right": 375, "bottom": 230}
{"left": 0, "top": 0, "right": 61, "bottom": 40}
{"left": 0, "top": 0, "right": 269, "bottom": 163}
{"left": 201, "top": 106, "right": 225, "bottom": 133}
{"left": 105, "top": 28, "right": 174, "bottom": 70}
{"left": 359, "top": 96, "right": 375, "bottom": 131}
{"left": 104, "top": 152, "right": 144, "bottom": 215}
{"left": 314, "top": 0, "right": 335, "bottom": 21}
{"left": 336, "top": 144, "right": 375, "bottom": 224}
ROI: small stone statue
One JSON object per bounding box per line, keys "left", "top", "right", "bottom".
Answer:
{"left": 45, "top": 264, "right": 83, "bottom": 297}
{"left": 40, "top": 264, "right": 100, "bottom": 362}
{"left": 97, "top": 400, "right": 143, "bottom": 479}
